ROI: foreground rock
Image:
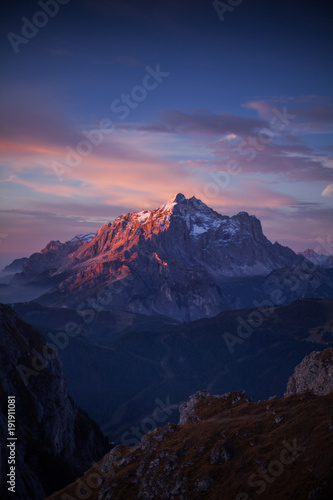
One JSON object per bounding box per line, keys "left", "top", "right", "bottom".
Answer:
{"left": 285, "top": 347, "right": 333, "bottom": 396}
{"left": 0, "top": 304, "right": 108, "bottom": 500}
{"left": 48, "top": 389, "right": 333, "bottom": 500}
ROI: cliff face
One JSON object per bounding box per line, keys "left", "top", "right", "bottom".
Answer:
{"left": 285, "top": 347, "right": 333, "bottom": 396}
{"left": 0, "top": 304, "right": 108, "bottom": 500}
{"left": 47, "top": 389, "right": 333, "bottom": 500}
{"left": 7, "top": 194, "right": 308, "bottom": 321}
{"left": 47, "top": 350, "right": 333, "bottom": 499}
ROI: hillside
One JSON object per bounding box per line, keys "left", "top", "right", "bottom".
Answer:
{"left": 47, "top": 389, "right": 333, "bottom": 500}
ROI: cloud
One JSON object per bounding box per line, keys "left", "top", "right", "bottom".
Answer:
{"left": 244, "top": 98, "right": 333, "bottom": 134}
{"left": 1, "top": 95, "right": 333, "bottom": 258}
{"left": 262, "top": 204, "right": 333, "bottom": 253}
{"left": 136, "top": 109, "right": 267, "bottom": 137}
{"left": 0, "top": 102, "right": 81, "bottom": 151}
{"left": 0, "top": 176, "right": 15, "bottom": 183}
{"left": 322, "top": 184, "right": 333, "bottom": 196}
{"left": 258, "top": 95, "right": 327, "bottom": 104}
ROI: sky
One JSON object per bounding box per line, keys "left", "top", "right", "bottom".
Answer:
{"left": 0, "top": 0, "right": 333, "bottom": 267}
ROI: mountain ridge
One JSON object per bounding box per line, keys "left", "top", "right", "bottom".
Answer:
{"left": 48, "top": 369, "right": 333, "bottom": 500}
{"left": 4, "top": 194, "right": 313, "bottom": 321}
{"left": 298, "top": 249, "right": 333, "bottom": 269}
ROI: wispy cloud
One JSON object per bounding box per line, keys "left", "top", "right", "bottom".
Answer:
{"left": 244, "top": 98, "right": 333, "bottom": 134}
{"left": 1, "top": 95, "right": 332, "bottom": 257}
{"left": 322, "top": 184, "right": 333, "bottom": 196}
{"left": 135, "top": 109, "right": 267, "bottom": 137}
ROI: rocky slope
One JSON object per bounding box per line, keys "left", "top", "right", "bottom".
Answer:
{"left": 0, "top": 304, "right": 108, "bottom": 500}
{"left": 48, "top": 389, "right": 333, "bottom": 500}
{"left": 5, "top": 194, "right": 312, "bottom": 321}
{"left": 285, "top": 347, "right": 333, "bottom": 396}
{"left": 11, "top": 233, "right": 95, "bottom": 287}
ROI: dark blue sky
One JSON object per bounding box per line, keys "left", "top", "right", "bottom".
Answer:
{"left": 0, "top": 0, "right": 333, "bottom": 264}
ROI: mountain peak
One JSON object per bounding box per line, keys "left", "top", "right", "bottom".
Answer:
{"left": 158, "top": 192, "right": 187, "bottom": 213}
{"left": 9, "top": 194, "right": 305, "bottom": 321}
{"left": 173, "top": 192, "right": 186, "bottom": 203}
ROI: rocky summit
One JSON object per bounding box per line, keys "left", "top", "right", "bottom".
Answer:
{"left": 285, "top": 347, "right": 333, "bottom": 396}
{"left": 4, "top": 194, "right": 308, "bottom": 321}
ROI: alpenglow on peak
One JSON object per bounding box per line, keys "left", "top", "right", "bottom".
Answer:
{"left": 8, "top": 193, "right": 304, "bottom": 322}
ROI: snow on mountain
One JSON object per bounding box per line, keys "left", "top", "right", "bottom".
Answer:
{"left": 10, "top": 232, "right": 95, "bottom": 286}
{"left": 69, "top": 233, "right": 95, "bottom": 244}
{"left": 6, "top": 194, "right": 308, "bottom": 320}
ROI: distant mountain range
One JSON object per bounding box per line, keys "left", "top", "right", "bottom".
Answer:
{"left": 12, "top": 298, "right": 333, "bottom": 443}
{"left": 297, "top": 248, "right": 333, "bottom": 269}
{"left": 2, "top": 195, "right": 332, "bottom": 499}
{"left": 1, "top": 295, "right": 333, "bottom": 499}
{"left": 2, "top": 194, "right": 333, "bottom": 321}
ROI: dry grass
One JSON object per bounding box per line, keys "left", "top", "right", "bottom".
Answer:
{"left": 48, "top": 390, "right": 333, "bottom": 500}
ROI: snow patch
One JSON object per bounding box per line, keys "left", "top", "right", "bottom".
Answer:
{"left": 137, "top": 210, "right": 151, "bottom": 224}
{"left": 70, "top": 233, "right": 95, "bottom": 244}
{"left": 157, "top": 193, "right": 186, "bottom": 214}
{"left": 191, "top": 224, "right": 207, "bottom": 236}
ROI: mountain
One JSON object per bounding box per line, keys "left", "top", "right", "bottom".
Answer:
{"left": 11, "top": 233, "right": 95, "bottom": 287}
{"left": 12, "top": 298, "right": 333, "bottom": 443}
{"left": 48, "top": 387, "right": 333, "bottom": 500}
{"left": 285, "top": 347, "right": 333, "bottom": 396}
{"left": 0, "top": 257, "right": 28, "bottom": 276}
{"left": 0, "top": 234, "right": 95, "bottom": 303}
{"left": 298, "top": 249, "right": 333, "bottom": 269}
{"left": 0, "top": 257, "right": 29, "bottom": 287}
{"left": 3, "top": 194, "right": 313, "bottom": 322}
{"left": 0, "top": 303, "right": 108, "bottom": 500}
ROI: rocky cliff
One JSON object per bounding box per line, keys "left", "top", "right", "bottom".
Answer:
{"left": 285, "top": 347, "right": 333, "bottom": 396}
{"left": 6, "top": 194, "right": 310, "bottom": 321}
{"left": 48, "top": 389, "right": 333, "bottom": 500}
{"left": 0, "top": 304, "right": 108, "bottom": 500}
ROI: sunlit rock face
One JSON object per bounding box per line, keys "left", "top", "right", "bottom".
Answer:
{"left": 10, "top": 194, "right": 304, "bottom": 321}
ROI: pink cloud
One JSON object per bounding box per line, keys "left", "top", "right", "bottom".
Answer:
{"left": 1, "top": 97, "right": 333, "bottom": 261}
{"left": 244, "top": 99, "right": 333, "bottom": 134}
{"left": 322, "top": 184, "right": 333, "bottom": 196}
